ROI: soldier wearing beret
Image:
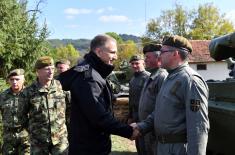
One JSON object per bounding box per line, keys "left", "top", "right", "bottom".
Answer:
{"left": 138, "top": 44, "right": 168, "bottom": 155}
{"left": 0, "top": 69, "right": 30, "bottom": 155}
{"left": 20, "top": 56, "right": 68, "bottom": 154}
{"left": 128, "top": 54, "right": 150, "bottom": 155}
{"left": 133, "top": 35, "right": 209, "bottom": 155}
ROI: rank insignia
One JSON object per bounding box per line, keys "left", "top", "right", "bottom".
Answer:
{"left": 190, "top": 99, "right": 201, "bottom": 112}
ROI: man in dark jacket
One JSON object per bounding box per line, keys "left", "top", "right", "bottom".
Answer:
{"left": 59, "top": 34, "right": 138, "bottom": 155}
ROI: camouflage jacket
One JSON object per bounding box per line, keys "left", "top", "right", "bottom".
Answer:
{"left": 21, "top": 79, "right": 68, "bottom": 145}
{"left": 0, "top": 88, "right": 27, "bottom": 129}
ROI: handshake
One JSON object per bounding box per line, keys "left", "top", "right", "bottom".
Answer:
{"left": 129, "top": 123, "right": 141, "bottom": 140}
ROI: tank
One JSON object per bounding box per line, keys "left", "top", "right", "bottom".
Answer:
{"left": 207, "top": 32, "right": 235, "bottom": 155}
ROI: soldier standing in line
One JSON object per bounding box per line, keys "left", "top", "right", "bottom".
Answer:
{"left": 20, "top": 56, "right": 68, "bottom": 155}
{"left": 138, "top": 44, "right": 168, "bottom": 155}
{"left": 55, "top": 59, "right": 71, "bottom": 141}
{"left": 133, "top": 35, "right": 209, "bottom": 155}
{"left": 0, "top": 69, "right": 30, "bottom": 155}
{"left": 128, "top": 54, "right": 150, "bottom": 155}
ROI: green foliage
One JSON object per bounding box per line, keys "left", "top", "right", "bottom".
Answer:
{"left": 114, "top": 40, "right": 139, "bottom": 70}
{"left": 48, "top": 39, "right": 90, "bottom": 53}
{"left": 0, "top": 78, "right": 8, "bottom": 92}
{"left": 52, "top": 44, "right": 80, "bottom": 66}
{"left": 0, "top": 0, "right": 49, "bottom": 82}
{"left": 190, "top": 3, "right": 234, "bottom": 39}
{"left": 143, "top": 2, "right": 234, "bottom": 41}
{"left": 106, "top": 32, "right": 124, "bottom": 44}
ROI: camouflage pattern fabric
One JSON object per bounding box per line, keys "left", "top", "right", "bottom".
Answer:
{"left": 55, "top": 75, "right": 71, "bottom": 140}
{"left": 64, "top": 90, "right": 71, "bottom": 140}
{"left": 0, "top": 88, "right": 30, "bottom": 155}
{"left": 20, "top": 79, "right": 68, "bottom": 155}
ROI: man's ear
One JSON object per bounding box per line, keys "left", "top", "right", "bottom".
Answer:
{"left": 94, "top": 47, "right": 101, "bottom": 57}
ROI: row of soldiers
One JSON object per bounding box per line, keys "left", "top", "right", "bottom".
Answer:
{"left": 127, "top": 35, "right": 209, "bottom": 155}
{"left": 0, "top": 58, "right": 71, "bottom": 155}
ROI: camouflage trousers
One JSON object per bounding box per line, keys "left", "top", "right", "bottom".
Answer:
{"left": 2, "top": 129, "right": 30, "bottom": 155}
{"left": 30, "top": 137, "right": 68, "bottom": 155}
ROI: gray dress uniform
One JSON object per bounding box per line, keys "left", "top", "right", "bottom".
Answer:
{"left": 138, "top": 63, "right": 209, "bottom": 155}
{"left": 138, "top": 68, "right": 168, "bottom": 155}
{"left": 129, "top": 70, "right": 150, "bottom": 155}
{"left": 129, "top": 70, "right": 150, "bottom": 122}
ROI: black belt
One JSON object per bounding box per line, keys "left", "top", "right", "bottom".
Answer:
{"left": 157, "top": 133, "right": 187, "bottom": 144}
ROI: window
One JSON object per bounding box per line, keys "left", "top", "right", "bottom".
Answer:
{"left": 197, "top": 64, "right": 207, "bottom": 70}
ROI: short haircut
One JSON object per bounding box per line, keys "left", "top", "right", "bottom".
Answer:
{"left": 177, "top": 48, "right": 189, "bottom": 60}
{"left": 90, "top": 34, "right": 116, "bottom": 52}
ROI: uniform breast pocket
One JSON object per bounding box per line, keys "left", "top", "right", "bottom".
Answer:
{"left": 54, "top": 95, "right": 65, "bottom": 109}
{"left": 30, "top": 98, "right": 43, "bottom": 112}
{"left": 2, "top": 102, "right": 13, "bottom": 122}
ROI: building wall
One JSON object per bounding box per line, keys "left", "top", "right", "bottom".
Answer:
{"left": 190, "top": 62, "right": 231, "bottom": 81}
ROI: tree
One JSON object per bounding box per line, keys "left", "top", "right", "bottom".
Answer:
{"left": 143, "top": 2, "right": 234, "bottom": 41}
{"left": 190, "top": 3, "right": 234, "bottom": 39}
{"left": 0, "top": 0, "right": 49, "bottom": 81}
{"left": 106, "top": 32, "right": 124, "bottom": 44}
{"left": 142, "top": 4, "right": 190, "bottom": 42}
{"left": 141, "top": 18, "right": 162, "bottom": 44}
{"left": 52, "top": 44, "right": 80, "bottom": 66}
{"left": 114, "top": 40, "right": 139, "bottom": 70}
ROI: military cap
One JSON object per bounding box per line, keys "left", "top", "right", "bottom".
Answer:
{"left": 35, "top": 56, "right": 54, "bottom": 70}
{"left": 162, "top": 35, "right": 192, "bottom": 53}
{"left": 143, "top": 44, "right": 162, "bottom": 54}
{"left": 55, "top": 59, "right": 70, "bottom": 67}
{"left": 129, "top": 54, "right": 144, "bottom": 63}
{"left": 7, "top": 68, "right": 24, "bottom": 79}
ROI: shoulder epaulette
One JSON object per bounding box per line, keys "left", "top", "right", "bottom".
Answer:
{"left": 74, "top": 64, "right": 90, "bottom": 72}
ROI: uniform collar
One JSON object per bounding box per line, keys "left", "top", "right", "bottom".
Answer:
{"left": 84, "top": 52, "right": 114, "bottom": 78}
{"left": 34, "top": 79, "right": 57, "bottom": 93}
{"left": 166, "top": 62, "right": 188, "bottom": 79}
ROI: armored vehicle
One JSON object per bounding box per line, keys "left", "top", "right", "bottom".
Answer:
{"left": 207, "top": 32, "right": 235, "bottom": 155}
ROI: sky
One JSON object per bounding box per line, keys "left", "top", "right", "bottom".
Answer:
{"left": 27, "top": 0, "right": 235, "bottom": 39}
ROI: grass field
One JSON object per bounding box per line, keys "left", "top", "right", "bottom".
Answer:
{"left": 111, "top": 135, "right": 137, "bottom": 155}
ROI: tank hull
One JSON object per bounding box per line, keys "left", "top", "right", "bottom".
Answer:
{"left": 207, "top": 81, "right": 235, "bottom": 155}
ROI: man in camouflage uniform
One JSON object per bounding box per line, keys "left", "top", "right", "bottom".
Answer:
{"left": 20, "top": 56, "right": 68, "bottom": 155}
{"left": 0, "top": 69, "right": 30, "bottom": 155}
{"left": 128, "top": 54, "right": 150, "bottom": 155}
{"left": 55, "top": 59, "right": 71, "bottom": 141}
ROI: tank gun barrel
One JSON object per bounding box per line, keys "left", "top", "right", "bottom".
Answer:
{"left": 209, "top": 32, "right": 235, "bottom": 61}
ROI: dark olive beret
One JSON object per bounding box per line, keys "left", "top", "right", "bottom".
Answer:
{"left": 7, "top": 69, "right": 24, "bottom": 79}
{"left": 129, "top": 54, "right": 144, "bottom": 63}
{"left": 55, "top": 59, "right": 70, "bottom": 66}
{"left": 35, "top": 56, "right": 54, "bottom": 70}
{"left": 143, "top": 44, "right": 162, "bottom": 54}
{"left": 162, "top": 35, "right": 192, "bottom": 53}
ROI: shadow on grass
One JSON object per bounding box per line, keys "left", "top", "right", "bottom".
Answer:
{"left": 110, "top": 151, "right": 138, "bottom": 155}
